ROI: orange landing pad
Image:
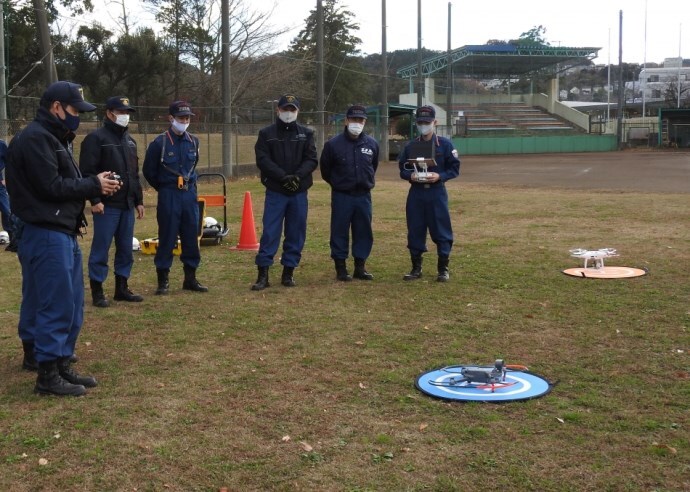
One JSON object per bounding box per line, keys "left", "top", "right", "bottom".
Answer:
{"left": 562, "top": 266, "right": 647, "bottom": 279}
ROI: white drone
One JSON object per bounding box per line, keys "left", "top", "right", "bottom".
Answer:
{"left": 569, "top": 248, "right": 619, "bottom": 269}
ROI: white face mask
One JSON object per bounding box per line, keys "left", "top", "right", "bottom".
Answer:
{"left": 347, "top": 122, "right": 364, "bottom": 136}
{"left": 417, "top": 123, "right": 434, "bottom": 136}
{"left": 171, "top": 119, "right": 189, "bottom": 134}
{"left": 114, "top": 114, "right": 130, "bottom": 128}
{"left": 278, "top": 110, "right": 297, "bottom": 124}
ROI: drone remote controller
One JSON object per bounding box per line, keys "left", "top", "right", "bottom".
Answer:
{"left": 108, "top": 173, "right": 123, "bottom": 186}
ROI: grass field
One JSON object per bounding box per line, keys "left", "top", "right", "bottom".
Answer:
{"left": 0, "top": 172, "right": 689, "bottom": 491}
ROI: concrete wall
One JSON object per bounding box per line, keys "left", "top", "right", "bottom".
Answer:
{"left": 453, "top": 134, "right": 618, "bottom": 155}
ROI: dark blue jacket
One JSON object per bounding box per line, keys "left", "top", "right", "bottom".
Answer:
{"left": 6, "top": 108, "right": 101, "bottom": 235}
{"left": 80, "top": 118, "right": 143, "bottom": 209}
{"left": 142, "top": 129, "right": 200, "bottom": 191}
{"left": 320, "top": 128, "right": 379, "bottom": 193}
{"left": 255, "top": 119, "right": 318, "bottom": 195}
{"left": 398, "top": 134, "right": 460, "bottom": 183}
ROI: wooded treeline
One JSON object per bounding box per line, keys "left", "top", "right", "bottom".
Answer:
{"left": 5, "top": 0, "right": 650, "bottom": 122}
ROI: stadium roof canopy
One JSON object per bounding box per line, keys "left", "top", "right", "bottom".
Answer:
{"left": 395, "top": 44, "right": 601, "bottom": 79}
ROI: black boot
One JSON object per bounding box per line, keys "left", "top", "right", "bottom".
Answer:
{"left": 57, "top": 357, "right": 97, "bottom": 388}
{"left": 114, "top": 275, "right": 144, "bottom": 302}
{"left": 281, "top": 266, "right": 296, "bottom": 287}
{"left": 5, "top": 230, "right": 18, "bottom": 252}
{"left": 353, "top": 258, "right": 374, "bottom": 280}
{"left": 89, "top": 279, "right": 109, "bottom": 307}
{"left": 251, "top": 266, "right": 270, "bottom": 291}
{"left": 437, "top": 256, "right": 450, "bottom": 282}
{"left": 22, "top": 341, "right": 38, "bottom": 371}
{"left": 403, "top": 255, "right": 423, "bottom": 281}
{"left": 34, "top": 360, "right": 87, "bottom": 397}
{"left": 334, "top": 259, "right": 352, "bottom": 281}
{"left": 155, "top": 268, "right": 170, "bottom": 295}
{"left": 183, "top": 265, "right": 209, "bottom": 292}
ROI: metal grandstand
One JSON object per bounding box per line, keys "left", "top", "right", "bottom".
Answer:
{"left": 395, "top": 44, "right": 600, "bottom": 79}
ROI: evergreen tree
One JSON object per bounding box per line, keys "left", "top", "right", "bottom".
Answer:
{"left": 5, "top": 0, "right": 92, "bottom": 117}
{"left": 514, "top": 25, "right": 549, "bottom": 46}
{"left": 288, "top": 0, "right": 369, "bottom": 115}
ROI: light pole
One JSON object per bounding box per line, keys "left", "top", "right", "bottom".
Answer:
{"left": 266, "top": 100, "right": 277, "bottom": 121}
{"left": 221, "top": 0, "right": 233, "bottom": 178}
{"left": 0, "top": 2, "right": 7, "bottom": 139}
{"left": 381, "top": 0, "right": 388, "bottom": 161}
{"left": 417, "top": 0, "right": 422, "bottom": 107}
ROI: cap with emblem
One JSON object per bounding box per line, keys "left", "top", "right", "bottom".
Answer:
{"left": 346, "top": 104, "right": 368, "bottom": 119}
{"left": 277, "top": 94, "right": 300, "bottom": 110}
{"left": 169, "top": 100, "right": 195, "bottom": 116}
{"left": 415, "top": 105, "right": 436, "bottom": 123}
{"left": 106, "top": 96, "right": 136, "bottom": 113}
{"left": 41, "top": 81, "right": 96, "bottom": 112}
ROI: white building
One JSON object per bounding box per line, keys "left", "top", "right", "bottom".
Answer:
{"left": 636, "top": 57, "right": 690, "bottom": 102}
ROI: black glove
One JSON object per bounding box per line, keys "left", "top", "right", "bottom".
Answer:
{"left": 281, "top": 175, "right": 300, "bottom": 192}
{"left": 281, "top": 175, "right": 295, "bottom": 191}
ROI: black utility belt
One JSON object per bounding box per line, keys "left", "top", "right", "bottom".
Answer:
{"left": 335, "top": 189, "right": 371, "bottom": 196}
{"left": 161, "top": 181, "right": 195, "bottom": 190}
{"left": 411, "top": 182, "right": 444, "bottom": 189}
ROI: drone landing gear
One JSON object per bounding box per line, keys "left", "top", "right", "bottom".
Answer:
{"left": 415, "top": 361, "right": 552, "bottom": 403}
{"left": 429, "top": 377, "right": 517, "bottom": 393}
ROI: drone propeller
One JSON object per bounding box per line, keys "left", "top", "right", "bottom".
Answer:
{"left": 599, "top": 248, "right": 618, "bottom": 256}
{"left": 569, "top": 248, "right": 618, "bottom": 258}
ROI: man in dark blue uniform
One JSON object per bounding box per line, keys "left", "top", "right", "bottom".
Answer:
{"left": 143, "top": 100, "right": 208, "bottom": 295}
{"left": 252, "top": 94, "right": 318, "bottom": 290}
{"left": 0, "top": 139, "right": 16, "bottom": 252}
{"left": 80, "top": 96, "right": 145, "bottom": 307}
{"left": 398, "top": 105, "right": 460, "bottom": 282}
{"left": 7, "top": 81, "right": 122, "bottom": 396}
{"left": 320, "top": 104, "right": 379, "bottom": 281}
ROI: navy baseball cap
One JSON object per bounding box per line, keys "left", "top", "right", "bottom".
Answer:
{"left": 41, "top": 81, "right": 96, "bottom": 112}
{"left": 346, "top": 104, "right": 368, "bottom": 119}
{"left": 169, "top": 100, "right": 195, "bottom": 116}
{"left": 415, "top": 105, "right": 436, "bottom": 123}
{"left": 106, "top": 96, "right": 136, "bottom": 112}
{"left": 278, "top": 94, "right": 300, "bottom": 110}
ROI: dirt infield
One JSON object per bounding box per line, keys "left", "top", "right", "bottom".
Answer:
{"left": 377, "top": 150, "right": 690, "bottom": 193}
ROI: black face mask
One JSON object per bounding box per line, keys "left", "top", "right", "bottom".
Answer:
{"left": 59, "top": 103, "right": 80, "bottom": 131}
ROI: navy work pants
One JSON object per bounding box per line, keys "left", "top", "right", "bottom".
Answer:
{"left": 329, "top": 190, "right": 373, "bottom": 260}
{"left": 88, "top": 206, "right": 136, "bottom": 281}
{"left": 0, "top": 185, "right": 11, "bottom": 232}
{"left": 155, "top": 186, "right": 201, "bottom": 270}
{"left": 255, "top": 189, "right": 308, "bottom": 268}
{"left": 18, "top": 224, "right": 83, "bottom": 362}
{"left": 405, "top": 185, "right": 453, "bottom": 257}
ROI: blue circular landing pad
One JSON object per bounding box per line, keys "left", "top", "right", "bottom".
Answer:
{"left": 415, "top": 365, "right": 552, "bottom": 403}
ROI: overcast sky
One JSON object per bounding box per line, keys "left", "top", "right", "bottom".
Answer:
{"left": 268, "top": 0, "right": 687, "bottom": 66}
{"left": 75, "top": 0, "right": 688, "bottom": 66}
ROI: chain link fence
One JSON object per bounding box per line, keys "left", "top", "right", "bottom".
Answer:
{"left": 1, "top": 95, "right": 397, "bottom": 181}
{"left": 2, "top": 122, "right": 361, "bottom": 182}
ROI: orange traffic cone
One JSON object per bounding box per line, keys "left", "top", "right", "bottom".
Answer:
{"left": 231, "top": 191, "right": 260, "bottom": 251}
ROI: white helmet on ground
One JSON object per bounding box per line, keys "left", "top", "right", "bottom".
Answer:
{"left": 132, "top": 237, "right": 141, "bottom": 251}
{"left": 0, "top": 231, "right": 9, "bottom": 244}
{"left": 203, "top": 216, "right": 220, "bottom": 229}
